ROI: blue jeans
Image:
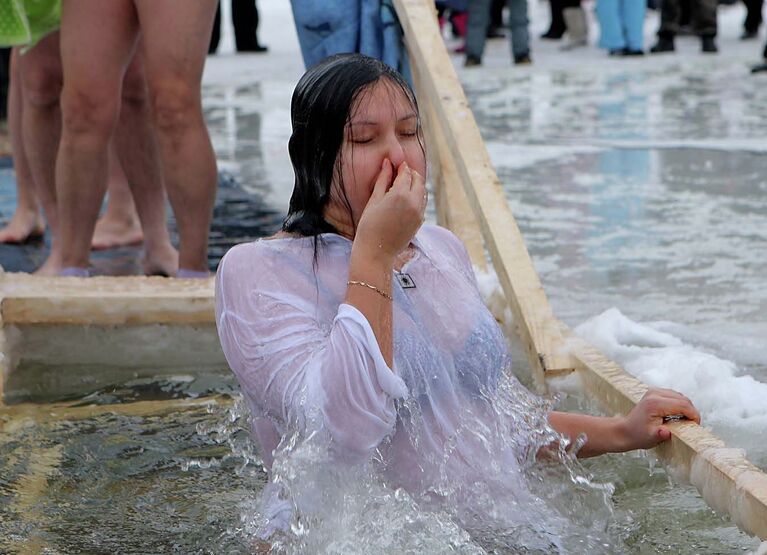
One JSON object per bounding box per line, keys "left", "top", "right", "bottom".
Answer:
{"left": 466, "top": 0, "right": 530, "bottom": 60}
{"left": 596, "top": 0, "right": 646, "bottom": 51}
{"left": 290, "top": 0, "right": 410, "bottom": 77}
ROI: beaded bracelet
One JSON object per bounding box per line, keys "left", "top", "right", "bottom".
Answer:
{"left": 347, "top": 280, "right": 393, "bottom": 301}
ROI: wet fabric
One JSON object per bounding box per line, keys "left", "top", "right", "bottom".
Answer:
{"left": 216, "top": 225, "right": 614, "bottom": 549}
{"left": 0, "top": 0, "right": 60, "bottom": 47}
{"left": 289, "top": 0, "right": 410, "bottom": 81}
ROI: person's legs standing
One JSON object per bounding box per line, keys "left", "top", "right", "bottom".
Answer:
{"left": 91, "top": 145, "right": 144, "bottom": 250}
{"left": 692, "top": 0, "right": 718, "bottom": 51}
{"left": 622, "top": 0, "right": 647, "bottom": 52}
{"left": 91, "top": 51, "right": 152, "bottom": 252}
{"left": 111, "top": 50, "right": 178, "bottom": 275}
{"left": 134, "top": 0, "right": 218, "bottom": 275}
{"left": 507, "top": 0, "right": 530, "bottom": 62}
{"left": 232, "top": 0, "right": 267, "bottom": 52}
{"left": 0, "top": 48, "right": 45, "bottom": 243}
{"left": 465, "top": 0, "right": 492, "bottom": 64}
{"left": 18, "top": 32, "right": 63, "bottom": 272}
{"left": 56, "top": 0, "right": 139, "bottom": 273}
{"left": 542, "top": 0, "right": 566, "bottom": 39}
{"left": 742, "top": 0, "right": 763, "bottom": 37}
{"left": 659, "top": 0, "right": 681, "bottom": 37}
{"left": 596, "top": 0, "right": 626, "bottom": 52}
{"left": 651, "top": 0, "right": 680, "bottom": 52}
{"left": 490, "top": 0, "right": 506, "bottom": 34}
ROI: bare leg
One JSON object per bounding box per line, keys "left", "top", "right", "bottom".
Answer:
{"left": 56, "top": 0, "right": 139, "bottom": 272}
{"left": 17, "top": 33, "right": 63, "bottom": 274}
{"left": 135, "top": 0, "right": 218, "bottom": 274}
{"left": 91, "top": 143, "right": 144, "bottom": 250}
{"left": 0, "top": 48, "right": 45, "bottom": 244}
{"left": 111, "top": 50, "right": 178, "bottom": 275}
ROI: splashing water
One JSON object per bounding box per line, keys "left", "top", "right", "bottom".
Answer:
{"left": 200, "top": 369, "right": 629, "bottom": 554}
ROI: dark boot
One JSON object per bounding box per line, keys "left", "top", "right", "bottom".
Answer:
{"left": 465, "top": 55, "right": 482, "bottom": 67}
{"left": 514, "top": 52, "right": 532, "bottom": 64}
{"left": 541, "top": 0, "right": 566, "bottom": 39}
{"left": 701, "top": 35, "right": 718, "bottom": 53}
{"left": 650, "top": 35, "right": 675, "bottom": 53}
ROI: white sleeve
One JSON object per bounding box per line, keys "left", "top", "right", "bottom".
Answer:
{"left": 215, "top": 245, "right": 408, "bottom": 459}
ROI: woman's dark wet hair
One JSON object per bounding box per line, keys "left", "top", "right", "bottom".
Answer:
{"left": 282, "top": 53, "right": 422, "bottom": 249}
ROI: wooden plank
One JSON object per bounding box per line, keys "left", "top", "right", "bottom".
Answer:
{"left": 393, "top": 0, "right": 574, "bottom": 383}
{"left": 0, "top": 395, "right": 231, "bottom": 425}
{"left": 0, "top": 273, "right": 215, "bottom": 325}
{"left": 413, "top": 66, "right": 486, "bottom": 269}
{"left": 392, "top": 0, "right": 767, "bottom": 539}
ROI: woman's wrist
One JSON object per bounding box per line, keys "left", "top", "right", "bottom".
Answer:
{"left": 349, "top": 242, "right": 396, "bottom": 273}
{"left": 348, "top": 247, "right": 393, "bottom": 297}
{"left": 611, "top": 415, "right": 635, "bottom": 453}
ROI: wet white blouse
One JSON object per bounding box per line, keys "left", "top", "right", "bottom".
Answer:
{"left": 215, "top": 224, "right": 558, "bottom": 540}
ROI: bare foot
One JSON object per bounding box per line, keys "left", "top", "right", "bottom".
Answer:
{"left": 33, "top": 252, "right": 64, "bottom": 277}
{"left": 143, "top": 242, "right": 179, "bottom": 277}
{"left": 0, "top": 208, "right": 45, "bottom": 244}
{"left": 91, "top": 214, "right": 144, "bottom": 250}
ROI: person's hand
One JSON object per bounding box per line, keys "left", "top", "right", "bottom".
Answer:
{"left": 618, "top": 388, "right": 701, "bottom": 450}
{"left": 354, "top": 158, "right": 427, "bottom": 261}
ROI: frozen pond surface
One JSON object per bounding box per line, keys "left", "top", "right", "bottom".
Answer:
{"left": 1, "top": 1, "right": 766, "bottom": 552}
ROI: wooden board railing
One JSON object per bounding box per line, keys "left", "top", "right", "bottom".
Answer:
{"left": 0, "top": 273, "right": 215, "bottom": 326}
{"left": 392, "top": 0, "right": 767, "bottom": 540}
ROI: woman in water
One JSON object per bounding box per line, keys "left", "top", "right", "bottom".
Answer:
{"left": 215, "top": 53, "right": 699, "bottom": 551}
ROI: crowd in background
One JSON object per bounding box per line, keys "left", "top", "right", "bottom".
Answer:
{"left": 0, "top": 0, "right": 765, "bottom": 277}
{"left": 437, "top": 0, "right": 767, "bottom": 64}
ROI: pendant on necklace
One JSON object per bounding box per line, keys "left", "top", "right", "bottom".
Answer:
{"left": 396, "top": 272, "right": 416, "bottom": 289}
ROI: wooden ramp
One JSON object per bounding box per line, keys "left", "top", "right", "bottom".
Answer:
{"left": 392, "top": 0, "right": 767, "bottom": 540}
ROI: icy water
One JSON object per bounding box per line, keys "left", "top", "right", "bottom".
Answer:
{"left": 464, "top": 56, "right": 767, "bottom": 472}
{"left": 2, "top": 2, "right": 767, "bottom": 553}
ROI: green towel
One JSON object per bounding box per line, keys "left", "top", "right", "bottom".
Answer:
{"left": 0, "top": 0, "right": 61, "bottom": 47}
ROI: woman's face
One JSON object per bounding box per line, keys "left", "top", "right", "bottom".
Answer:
{"left": 325, "top": 79, "right": 426, "bottom": 231}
